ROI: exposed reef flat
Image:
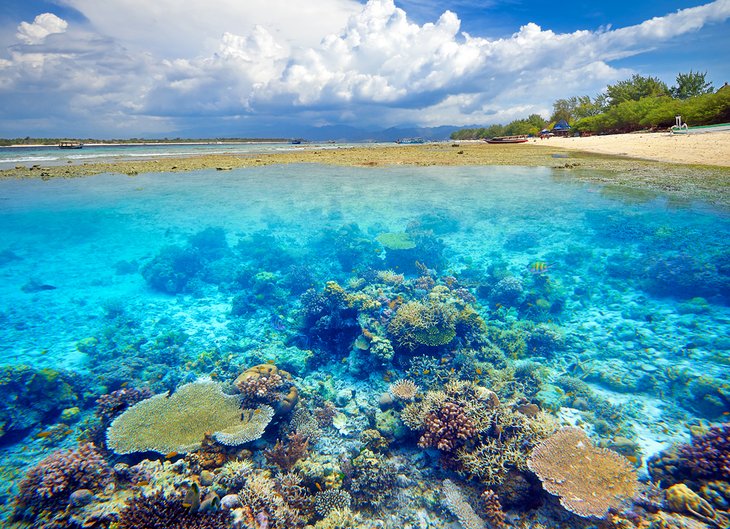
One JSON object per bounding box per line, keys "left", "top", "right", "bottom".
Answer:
{"left": 2, "top": 142, "right": 729, "bottom": 209}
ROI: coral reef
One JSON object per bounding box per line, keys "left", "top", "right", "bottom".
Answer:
{"left": 95, "top": 386, "right": 153, "bottom": 425}
{"left": 527, "top": 427, "right": 638, "bottom": 518}
{"left": 264, "top": 432, "right": 310, "bottom": 471}
{"left": 345, "top": 448, "right": 396, "bottom": 507}
{"left": 677, "top": 424, "right": 730, "bottom": 481}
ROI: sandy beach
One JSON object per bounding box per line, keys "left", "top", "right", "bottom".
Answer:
{"left": 538, "top": 131, "right": 730, "bottom": 167}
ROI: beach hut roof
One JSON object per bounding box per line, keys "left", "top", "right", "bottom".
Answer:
{"left": 552, "top": 119, "right": 571, "bottom": 131}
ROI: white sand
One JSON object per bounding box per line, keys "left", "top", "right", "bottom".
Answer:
{"left": 536, "top": 131, "right": 730, "bottom": 167}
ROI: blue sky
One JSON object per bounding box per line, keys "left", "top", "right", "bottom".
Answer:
{"left": 0, "top": 0, "right": 728, "bottom": 138}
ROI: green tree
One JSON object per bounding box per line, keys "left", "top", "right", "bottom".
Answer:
{"left": 671, "top": 70, "right": 714, "bottom": 99}
{"left": 606, "top": 74, "right": 669, "bottom": 107}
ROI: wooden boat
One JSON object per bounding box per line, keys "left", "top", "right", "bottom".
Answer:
{"left": 58, "top": 141, "right": 83, "bottom": 149}
{"left": 395, "top": 137, "right": 425, "bottom": 144}
{"left": 485, "top": 135, "right": 528, "bottom": 144}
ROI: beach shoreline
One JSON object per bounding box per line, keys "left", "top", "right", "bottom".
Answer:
{"left": 534, "top": 130, "right": 730, "bottom": 167}
{"left": 1, "top": 133, "right": 728, "bottom": 209}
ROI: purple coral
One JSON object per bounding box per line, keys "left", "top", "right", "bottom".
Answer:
{"left": 418, "top": 401, "right": 476, "bottom": 451}
{"left": 116, "top": 490, "right": 230, "bottom": 529}
{"left": 677, "top": 424, "right": 730, "bottom": 480}
{"left": 15, "top": 443, "right": 113, "bottom": 514}
{"left": 96, "top": 387, "right": 153, "bottom": 425}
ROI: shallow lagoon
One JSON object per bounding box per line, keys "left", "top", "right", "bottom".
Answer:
{"left": 1, "top": 164, "right": 728, "bottom": 526}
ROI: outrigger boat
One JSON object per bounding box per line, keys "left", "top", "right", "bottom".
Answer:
{"left": 58, "top": 141, "right": 83, "bottom": 149}
{"left": 485, "top": 135, "right": 528, "bottom": 144}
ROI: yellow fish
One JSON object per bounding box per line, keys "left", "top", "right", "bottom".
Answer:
{"left": 528, "top": 261, "right": 551, "bottom": 274}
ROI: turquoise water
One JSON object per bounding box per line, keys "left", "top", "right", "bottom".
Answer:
{"left": 1, "top": 164, "right": 728, "bottom": 526}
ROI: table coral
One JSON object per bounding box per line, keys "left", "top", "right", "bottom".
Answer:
{"left": 527, "top": 426, "right": 638, "bottom": 518}
{"left": 106, "top": 379, "right": 273, "bottom": 454}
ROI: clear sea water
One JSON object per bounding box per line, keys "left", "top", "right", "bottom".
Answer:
{"left": 0, "top": 141, "right": 372, "bottom": 170}
{"left": 1, "top": 163, "right": 728, "bottom": 525}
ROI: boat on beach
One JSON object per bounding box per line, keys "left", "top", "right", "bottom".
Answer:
{"left": 670, "top": 122, "right": 730, "bottom": 134}
{"left": 395, "top": 137, "right": 425, "bottom": 144}
{"left": 485, "top": 135, "right": 528, "bottom": 144}
{"left": 58, "top": 141, "right": 83, "bottom": 149}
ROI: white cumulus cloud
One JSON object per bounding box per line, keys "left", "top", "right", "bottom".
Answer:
{"left": 16, "top": 13, "right": 68, "bottom": 45}
{"left": 1, "top": 0, "right": 729, "bottom": 136}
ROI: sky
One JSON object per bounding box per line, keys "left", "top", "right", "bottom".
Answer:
{"left": 0, "top": 0, "right": 728, "bottom": 138}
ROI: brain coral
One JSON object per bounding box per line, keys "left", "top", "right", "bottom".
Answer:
{"left": 106, "top": 380, "right": 273, "bottom": 454}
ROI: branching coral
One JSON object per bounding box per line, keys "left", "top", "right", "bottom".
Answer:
{"left": 314, "top": 489, "right": 352, "bottom": 517}
{"left": 527, "top": 427, "right": 638, "bottom": 518}
{"left": 95, "top": 386, "right": 153, "bottom": 425}
{"left": 418, "top": 401, "right": 476, "bottom": 451}
{"left": 116, "top": 490, "right": 230, "bottom": 529}
{"left": 15, "top": 443, "right": 113, "bottom": 514}
{"left": 264, "top": 432, "right": 310, "bottom": 471}
{"left": 234, "top": 363, "right": 299, "bottom": 413}
{"left": 106, "top": 380, "right": 273, "bottom": 454}
{"left": 347, "top": 448, "right": 396, "bottom": 507}
{"left": 677, "top": 424, "right": 730, "bottom": 481}
{"left": 238, "top": 470, "right": 307, "bottom": 528}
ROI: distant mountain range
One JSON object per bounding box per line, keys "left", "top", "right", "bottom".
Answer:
{"left": 171, "top": 123, "right": 470, "bottom": 143}
{"left": 292, "top": 125, "right": 465, "bottom": 142}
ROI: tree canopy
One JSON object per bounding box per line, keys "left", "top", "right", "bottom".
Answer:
{"left": 450, "top": 69, "right": 727, "bottom": 139}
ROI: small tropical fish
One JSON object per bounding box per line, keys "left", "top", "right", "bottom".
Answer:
{"left": 528, "top": 261, "right": 551, "bottom": 274}
{"left": 270, "top": 315, "right": 287, "bottom": 332}
{"left": 137, "top": 480, "right": 150, "bottom": 486}
{"left": 165, "top": 451, "right": 179, "bottom": 459}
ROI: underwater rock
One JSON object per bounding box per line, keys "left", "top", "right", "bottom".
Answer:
{"left": 68, "top": 488, "right": 95, "bottom": 507}
{"left": 489, "top": 276, "right": 523, "bottom": 306}
{"left": 0, "top": 364, "right": 82, "bottom": 440}
{"left": 375, "top": 409, "right": 409, "bottom": 441}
